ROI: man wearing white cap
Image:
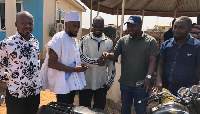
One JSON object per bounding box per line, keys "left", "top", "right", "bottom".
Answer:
{"left": 41, "top": 11, "right": 88, "bottom": 105}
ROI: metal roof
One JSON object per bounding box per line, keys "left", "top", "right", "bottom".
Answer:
{"left": 80, "top": 0, "right": 200, "bottom": 17}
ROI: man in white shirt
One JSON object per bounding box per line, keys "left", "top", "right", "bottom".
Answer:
{"left": 41, "top": 11, "right": 87, "bottom": 105}
{"left": 0, "top": 11, "right": 42, "bottom": 114}
{"left": 79, "top": 16, "right": 116, "bottom": 109}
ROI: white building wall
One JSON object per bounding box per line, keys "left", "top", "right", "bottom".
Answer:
{"left": 5, "top": 0, "right": 17, "bottom": 37}
{"left": 42, "top": 0, "right": 56, "bottom": 59}
{"left": 107, "top": 61, "right": 121, "bottom": 103}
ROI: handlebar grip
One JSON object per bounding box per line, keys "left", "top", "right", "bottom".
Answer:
{"left": 138, "top": 96, "right": 152, "bottom": 103}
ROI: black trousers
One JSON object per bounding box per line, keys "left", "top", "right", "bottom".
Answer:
{"left": 5, "top": 88, "right": 40, "bottom": 114}
{"left": 56, "top": 90, "right": 76, "bottom": 105}
{"left": 79, "top": 88, "right": 107, "bottom": 110}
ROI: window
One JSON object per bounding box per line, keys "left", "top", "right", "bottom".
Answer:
{"left": 56, "top": 9, "right": 65, "bottom": 24}
{"left": 0, "top": 3, "right": 5, "bottom": 30}
{"left": 0, "top": 1, "right": 23, "bottom": 31}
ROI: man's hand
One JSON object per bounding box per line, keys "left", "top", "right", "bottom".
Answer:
{"left": 97, "top": 52, "right": 110, "bottom": 66}
{"left": 144, "top": 78, "right": 151, "bottom": 93}
{"left": 97, "top": 59, "right": 106, "bottom": 66}
{"left": 97, "top": 54, "right": 107, "bottom": 66}
{"left": 102, "top": 52, "right": 109, "bottom": 59}
{"left": 74, "top": 64, "right": 88, "bottom": 72}
{"left": 101, "top": 52, "right": 116, "bottom": 61}
{"left": 155, "top": 80, "right": 162, "bottom": 92}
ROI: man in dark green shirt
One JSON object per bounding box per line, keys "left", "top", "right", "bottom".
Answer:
{"left": 102, "top": 15, "right": 158, "bottom": 114}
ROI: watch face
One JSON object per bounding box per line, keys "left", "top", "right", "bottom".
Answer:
{"left": 146, "top": 75, "right": 151, "bottom": 79}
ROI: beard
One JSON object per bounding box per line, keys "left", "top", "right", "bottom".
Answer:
{"left": 24, "top": 32, "right": 31, "bottom": 36}
{"left": 93, "top": 32, "right": 102, "bottom": 37}
{"left": 19, "top": 32, "right": 31, "bottom": 39}
{"left": 67, "top": 28, "right": 77, "bottom": 37}
{"left": 173, "top": 30, "right": 189, "bottom": 41}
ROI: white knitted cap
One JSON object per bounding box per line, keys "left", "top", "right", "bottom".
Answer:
{"left": 65, "top": 11, "right": 80, "bottom": 22}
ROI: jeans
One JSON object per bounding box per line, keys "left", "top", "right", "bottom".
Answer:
{"left": 79, "top": 87, "right": 107, "bottom": 109}
{"left": 120, "top": 84, "right": 149, "bottom": 114}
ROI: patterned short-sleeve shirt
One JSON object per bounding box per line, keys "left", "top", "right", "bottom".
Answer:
{"left": 0, "top": 32, "right": 42, "bottom": 98}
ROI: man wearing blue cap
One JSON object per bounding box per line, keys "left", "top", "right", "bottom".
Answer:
{"left": 102, "top": 15, "right": 158, "bottom": 114}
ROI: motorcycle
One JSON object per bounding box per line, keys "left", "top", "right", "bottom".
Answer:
{"left": 0, "top": 72, "right": 108, "bottom": 114}
{"left": 37, "top": 102, "right": 109, "bottom": 114}
{"left": 136, "top": 80, "right": 200, "bottom": 114}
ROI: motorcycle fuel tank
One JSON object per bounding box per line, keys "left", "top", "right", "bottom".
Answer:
{"left": 148, "top": 100, "right": 189, "bottom": 114}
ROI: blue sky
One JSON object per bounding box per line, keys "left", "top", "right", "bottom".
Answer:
{"left": 77, "top": 0, "right": 197, "bottom": 30}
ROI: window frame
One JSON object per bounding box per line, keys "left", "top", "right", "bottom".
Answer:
{"left": 0, "top": 1, "right": 23, "bottom": 32}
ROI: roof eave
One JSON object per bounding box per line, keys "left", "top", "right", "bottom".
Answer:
{"left": 70, "top": 0, "right": 86, "bottom": 12}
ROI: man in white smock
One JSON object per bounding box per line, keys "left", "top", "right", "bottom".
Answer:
{"left": 41, "top": 11, "right": 87, "bottom": 104}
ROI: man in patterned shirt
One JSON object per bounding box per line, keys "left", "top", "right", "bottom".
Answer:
{"left": 0, "top": 11, "right": 42, "bottom": 114}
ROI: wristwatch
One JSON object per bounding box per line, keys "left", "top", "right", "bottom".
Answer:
{"left": 146, "top": 75, "right": 152, "bottom": 79}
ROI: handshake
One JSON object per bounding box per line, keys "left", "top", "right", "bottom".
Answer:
{"left": 97, "top": 52, "right": 113, "bottom": 66}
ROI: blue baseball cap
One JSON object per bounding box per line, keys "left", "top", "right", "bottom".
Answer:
{"left": 124, "top": 15, "right": 142, "bottom": 25}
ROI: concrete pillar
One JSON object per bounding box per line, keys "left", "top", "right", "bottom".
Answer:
{"left": 197, "top": 14, "right": 200, "bottom": 25}
{"left": 77, "top": 12, "right": 82, "bottom": 40}
{"left": 5, "top": 0, "right": 17, "bottom": 37}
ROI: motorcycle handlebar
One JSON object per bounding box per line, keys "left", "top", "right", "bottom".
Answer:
{"left": 158, "top": 91, "right": 181, "bottom": 100}
{"left": 138, "top": 91, "right": 181, "bottom": 104}
{"left": 138, "top": 96, "right": 153, "bottom": 103}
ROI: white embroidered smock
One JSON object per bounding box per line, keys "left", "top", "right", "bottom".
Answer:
{"left": 41, "top": 31, "right": 86, "bottom": 94}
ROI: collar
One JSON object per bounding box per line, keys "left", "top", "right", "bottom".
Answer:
{"left": 16, "top": 32, "right": 34, "bottom": 41}
{"left": 172, "top": 35, "right": 194, "bottom": 45}
{"left": 89, "top": 32, "right": 108, "bottom": 41}
{"left": 129, "top": 32, "right": 145, "bottom": 40}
